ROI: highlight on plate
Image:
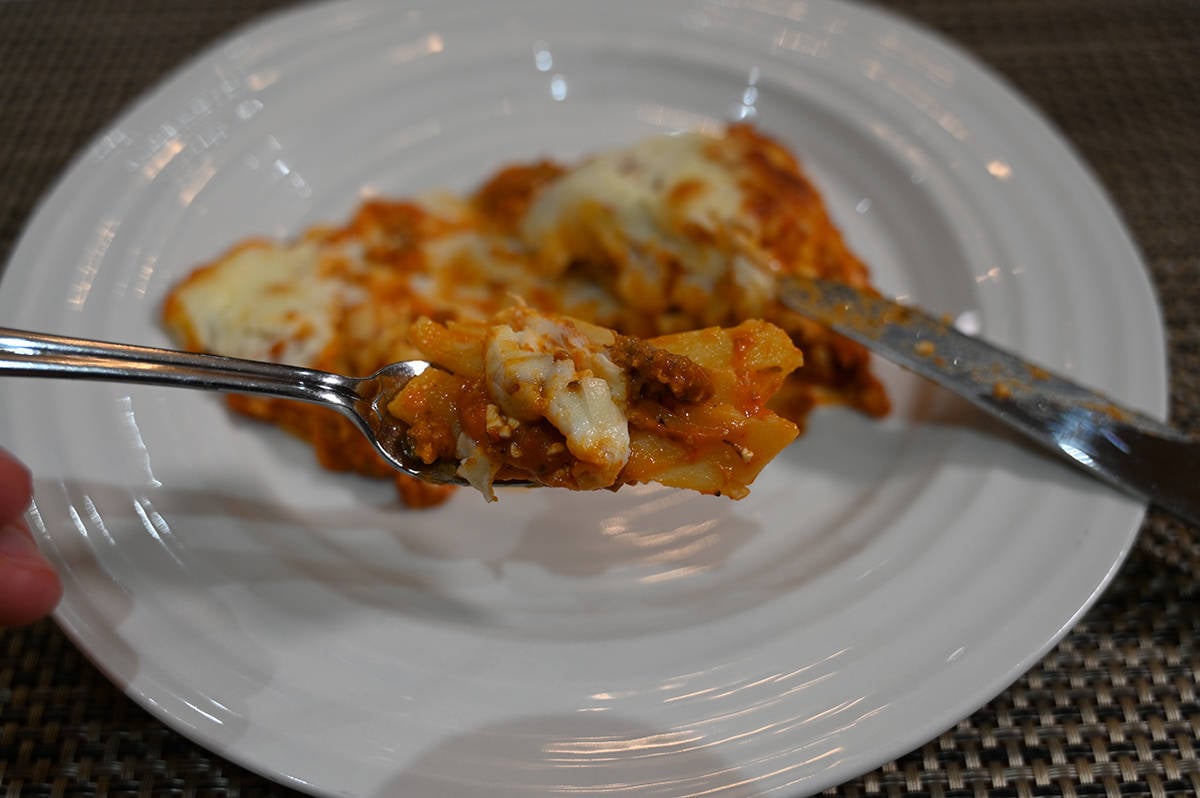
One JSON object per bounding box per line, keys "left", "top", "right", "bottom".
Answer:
{"left": 162, "top": 124, "right": 889, "bottom": 506}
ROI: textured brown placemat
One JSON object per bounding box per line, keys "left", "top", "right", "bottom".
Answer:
{"left": 1, "top": 1, "right": 1198, "bottom": 795}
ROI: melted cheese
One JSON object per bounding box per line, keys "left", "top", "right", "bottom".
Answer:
{"left": 523, "top": 132, "right": 746, "bottom": 247}
{"left": 520, "top": 132, "right": 758, "bottom": 314}
{"left": 484, "top": 311, "right": 629, "bottom": 489}
{"left": 163, "top": 242, "right": 359, "bottom": 365}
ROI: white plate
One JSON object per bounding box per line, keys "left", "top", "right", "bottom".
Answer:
{"left": 0, "top": 1, "right": 1166, "bottom": 795}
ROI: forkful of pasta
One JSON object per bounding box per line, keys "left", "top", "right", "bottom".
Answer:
{"left": 0, "top": 306, "right": 804, "bottom": 502}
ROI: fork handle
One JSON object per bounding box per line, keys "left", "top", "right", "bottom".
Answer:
{"left": 0, "top": 327, "right": 360, "bottom": 412}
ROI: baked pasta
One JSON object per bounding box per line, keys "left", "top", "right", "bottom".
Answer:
{"left": 162, "top": 124, "right": 887, "bottom": 505}
{"left": 390, "top": 306, "right": 802, "bottom": 501}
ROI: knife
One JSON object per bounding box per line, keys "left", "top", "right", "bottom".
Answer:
{"left": 777, "top": 275, "right": 1199, "bottom": 528}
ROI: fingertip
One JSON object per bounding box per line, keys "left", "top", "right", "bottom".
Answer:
{"left": 0, "top": 561, "right": 62, "bottom": 628}
{"left": 0, "top": 520, "right": 62, "bottom": 627}
{"left": 0, "top": 447, "right": 34, "bottom": 521}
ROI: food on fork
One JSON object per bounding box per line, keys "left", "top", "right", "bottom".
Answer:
{"left": 162, "top": 124, "right": 887, "bottom": 506}
{"left": 391, "top": 306, "right": 802, "bottom": 501}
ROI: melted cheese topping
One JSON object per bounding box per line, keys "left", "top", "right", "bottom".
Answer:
{"left": 523, "top": 132, "right": 746, "bottom": 248}
{"left": 484, "top": 310, "right": 629, "bottom": 490}
{"left": 521, "top": 132, "right": 752, "bottom": 319}
{"left": 162, "top": 241, "right": 362, "bottom": 365}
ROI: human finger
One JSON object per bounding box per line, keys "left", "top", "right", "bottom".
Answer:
{"left": 0, "top": 447, "right": 33, "bottom": 523}
{"left": 0, "top": 519, "right": 63, "bottom": 627}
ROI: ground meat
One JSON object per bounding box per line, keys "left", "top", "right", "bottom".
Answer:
{"left": 607, "top": 336, "right": 714, "bottom": 404}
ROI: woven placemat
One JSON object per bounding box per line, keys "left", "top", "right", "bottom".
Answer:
{"left": 1, "top": 1, "right": 1197, "bottom": 795}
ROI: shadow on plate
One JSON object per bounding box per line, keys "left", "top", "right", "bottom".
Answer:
{"left": 372, "top": 712, "right": 793, "bottom": 798}
{"left": 32, "top": 477, "right": 262, "bottom": 743}
{"left": 30, "top": 380, "right": 1108, "bottom": 649}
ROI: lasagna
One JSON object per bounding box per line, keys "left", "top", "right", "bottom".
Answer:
{"left": 162, "top": 124, "right": 888, "bottom": 505}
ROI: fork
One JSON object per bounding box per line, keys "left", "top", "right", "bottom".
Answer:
{"left": 4, "top": 318, "right": 1197, "bottom": 524}
{"left": 0, "top": 327, "right": 469, "bottom": 485}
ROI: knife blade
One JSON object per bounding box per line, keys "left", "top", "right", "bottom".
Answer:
{"left": 777, "top": 274, "right": 1199, "bottom": 528}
